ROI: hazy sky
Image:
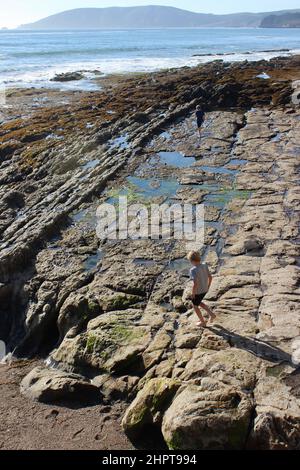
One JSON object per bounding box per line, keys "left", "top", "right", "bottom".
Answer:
{"left": 1, "top": 0, "right": 300, "bottom": 28}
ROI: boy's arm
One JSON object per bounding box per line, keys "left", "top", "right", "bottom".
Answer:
{"left": 190, "top": 268, "right": 196, "bottom": 298}
{"left": 192, "top": 281, "right": 197, "bottom": 298}
{"left": 208, "top": 273, "right": 212, "bottom": 289}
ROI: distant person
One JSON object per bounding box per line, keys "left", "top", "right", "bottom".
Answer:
{"left": 187, "top": 251, "right": 215, "bottom": 327}
{"left": 195, "top": 105, "right": 205, "bottom": 141}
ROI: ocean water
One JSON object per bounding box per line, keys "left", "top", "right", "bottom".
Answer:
{"left": 0, "top": 28, "right": 299, "bottom": 90}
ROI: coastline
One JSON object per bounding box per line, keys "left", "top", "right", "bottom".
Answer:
{"left": 2, "top": 46, "right": 300, "bottom": 92}
{"left": 1, "top": 55, "right": 300, "bottom": 450}
{"left": 2, "top": 52, "right": 300, "bottom": 123}
{"left": 1, "top": 25, "right": 300, "bottom": 92}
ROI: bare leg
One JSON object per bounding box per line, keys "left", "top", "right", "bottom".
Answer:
{"left": 199, "top": 302, "right": 216, "bottom": 322}
{"left": 193, "top": 305, "right": 206, "bottom": 327}
{"left": 198, "top": 128, "right": 201, "bottom": 142}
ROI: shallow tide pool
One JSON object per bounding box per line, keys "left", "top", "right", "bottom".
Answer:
{"left": 157, "top": 151, "right": 196, "bottom": 168}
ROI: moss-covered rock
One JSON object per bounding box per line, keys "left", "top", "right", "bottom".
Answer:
{"left": 99, "top": 291, "right": 143, "bottom": 312}
{"left": 57, "top": 292, "right": 101, "bottom": 340}
{"left": 122, "top": 377, "right": 180, "bottom": 440}
{"left": 52, "top": 309, "right": 151, "bottom": 375}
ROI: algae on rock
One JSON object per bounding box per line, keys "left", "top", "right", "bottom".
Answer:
{"left": 122, "top": 377, "right": 181, "bottom": 440}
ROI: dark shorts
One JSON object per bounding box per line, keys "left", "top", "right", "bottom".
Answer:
{"left": 192, "top": 293, "right": 207, "bottom": 306}
{"left": 197, "top": 119, "right": 203, "bottom": 129}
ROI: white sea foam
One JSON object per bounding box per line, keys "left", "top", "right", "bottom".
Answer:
{"left": 0, "top": 27, "right": 299, "bottom": 91}
{"left": 2, "top": 49, "right": 299, "bottom": 92}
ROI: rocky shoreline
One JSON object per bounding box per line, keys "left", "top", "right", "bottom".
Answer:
{"left": 1, "top": 56, "right": 300, "bottom": 450}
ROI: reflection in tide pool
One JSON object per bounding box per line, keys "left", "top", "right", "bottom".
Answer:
{"left": 84, "top": 250, "right": 104, "bottom": 271}
{"left": 127, "top": 176, "right": 180, "bottom": 199}
{"left": 167, "top": 258, "right": 190, "bottom": 276}
{"left": 82, "top": 159, "right": 100, "bottom": 170}
{"left": 157, "top": 151, "right": 196, "bottom": 168}
{"left": 109, "top": 134, "right": 130, "bottom": 150}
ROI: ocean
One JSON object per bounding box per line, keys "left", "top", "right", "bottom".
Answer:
{"left": 0, "top": 28, "right": 300, "bottom": 90}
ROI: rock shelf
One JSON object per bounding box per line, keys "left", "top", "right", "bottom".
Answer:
{"left": 0, "top": 56, "right": 300, "bottom": 450}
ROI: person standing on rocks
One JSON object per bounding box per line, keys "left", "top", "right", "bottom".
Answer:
{"left": 187, "top": 251, "right": 215, "bottom": 327}
{"left": 195, "top": 105, "right": 205, "bottom": 141}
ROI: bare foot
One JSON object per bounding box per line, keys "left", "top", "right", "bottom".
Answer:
{"left": 196, "top": 321, "right": 207, "bottom": 328}
{"left": 208, "top": 314, "right": 216, "bottom": 323}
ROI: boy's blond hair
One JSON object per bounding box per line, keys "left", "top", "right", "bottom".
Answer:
{"left": 187, "top": 251, "right": 201, "bottom": 263}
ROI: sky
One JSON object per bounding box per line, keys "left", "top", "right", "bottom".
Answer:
{"left": 1, "top": 0, "right": 300, "bottom": 28}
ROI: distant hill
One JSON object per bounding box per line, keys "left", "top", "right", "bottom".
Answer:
{"left": 18, "top": 6, "right": 300, "bottom": 29}
{"left": 261, "top": 12, "right": 300, "bottom": 28}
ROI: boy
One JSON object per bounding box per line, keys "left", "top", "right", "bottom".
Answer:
{"left": 195, "top": 105, "right": 205, "bottom": 141}
{"left": 187, "top": 251, "right": 215, "bottom": 327}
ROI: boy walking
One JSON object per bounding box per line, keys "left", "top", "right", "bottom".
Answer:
{"left": 195, "top": 105, "right": 205, "bottom": 141}
{"left": 187, "top": 251, "right": 215, "bottom": 327}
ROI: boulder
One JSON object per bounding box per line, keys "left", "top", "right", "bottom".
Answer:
{"left": 50, "top": 72, "right": 84, "bottom": 82}
{"left": 57, "top": 292, "right": 101, "bottom": 340}
{"left": 122, "top": 378, "right": 180, "bottom": 440}
{"left": 92, "top": 374, "right": 139, "bottom": 401}
{"left": 226, "top": 237, "right": 265, "bottom": 256}
{"left": 52, "top": 309, "right": 152, "bottom": 375}
{"left": 20, "top": 366, "right": 100, "bottom": 403}
{"left": 162, "top": 381, "right": 253, "bottom": 449}
{"left": 3, "top": 190, "right": 25, "bottom": 209}
{"left": 249, "top": 376, "right": 300, "bottom": 449}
